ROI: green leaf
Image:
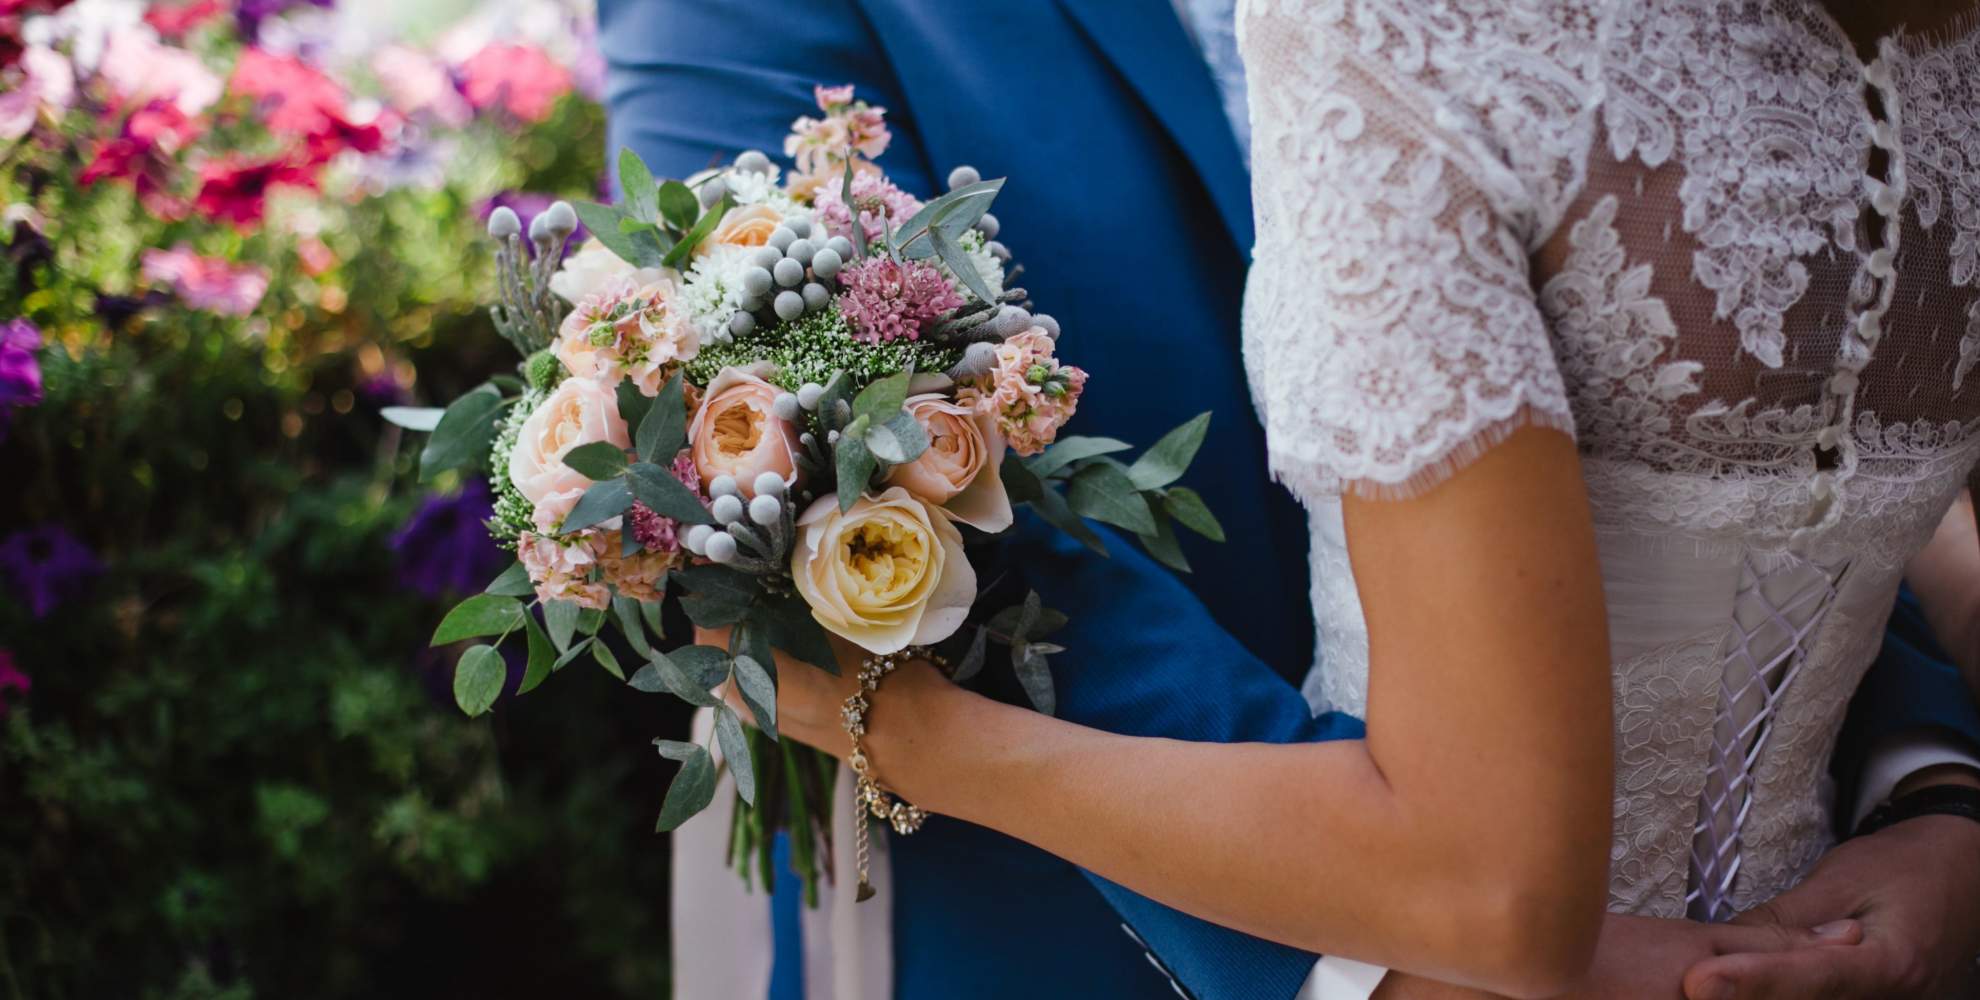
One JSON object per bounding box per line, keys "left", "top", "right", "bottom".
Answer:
{"left": 639, "top": 592, "right": 667, "bottom": 639}
{"left": 485, "top": 561, "right": 534, "bottom": 597}
{"left": 662, "top": 193, "right": 732, "bottom": 269}
{"left": 852, "top": 370, "right": 912, "bottom": 425}
{"left": 562, "top": 441, "right": 630, "bottom": 480}
{"left": 841, "top": 162, "right": 867, "bottom": 257}
{"left": 816, "top": 371, "right": 855, "bottom": 432}
{"left": 1028, "top": 482, "right": 1107, "bottom": 555}
{"left": 587, "top": 639, "right": 623, "bottom": 679}
{"left": 951, "top": 626, "right": 989, "bottom": 682}
{"left": 1066, "top": 462, "right": 1157, "bottom": 534}
{"left": 553, "top": 636, "right": 593, "bottom": 670}
{"left": 657, "top": 179, "right": 699, "bottom": 230}
{"left": 1000, "top": 452, "right": 1043, "bottom": 503}
{"left": 619, "top": 148, "right": 660, "bottom": 223}
{"left": 674, "top": 565, "right": 759, "bottom": 629}
{"left": 574, "top": 200, "right": 668, "bottom": 269}
{"left": 732, "top": 654, "right": 777, "bottom": 739}
{"left": 613, "top": 596, "right": 655, "bottom": 657}
{"left": 714, "top": 704, "right": 757, "bottom": 806}
{"left": 630, "top": 649, "right": 723, "bottom": 707}
{"left": 637, "top": 370, "right": 687, "bottom": 462}
{"left": 419, "top": 386, "right": 507, "bottom": 483}
{"left": 381, "top": 406, "right": 444, "bottom": 431}
{"left": 628, "top": 461, "right": 714, "bottom": 524}
{"left": 561, "top": 477, "right": 635, "bottom": 534}
{"left": 1139, "top": 508, "right": 1191, "bottom": 574}
{"left": 431, "top": 595, "right": 528, "bottom": 646}
{"left": 864, "top": 410, "right": 928, "bottom": 464}
{"left": 543, "top": 599, "right": 580, "bottom": 653}
{"left": 1027, "top": 436, "right": 1133, "bottom": 479}
{"left": 453, "top": 645, "right": 506, "bottom": 716}
{"left": 1012, "top": 642, "right": 1056, "bottom": 716}
{"left": 519, "top": 614, "right": 554, "bottom": 694}
{"left": 894, "top": 178, "right": 1004, "bottom": 253}
{"left": 1127, "top": 412, "right": 1212, "bottom": 491}
{"left": 835, "top": 434, "right": 877, "bottom": 512}
{"left": 617, "top": 378, "right": 655, "bottom": 439}
{"left": 755, "top": 592, "right": 840, "bottom": 674}
{"left": 1163, "top": 486, "right": 1225, "bottom": 542}
{"left": 653, "top": 740, "right": 717, "bottom": 831}
{"left": 928, "top": 227, "right": 994, "bottom": 304}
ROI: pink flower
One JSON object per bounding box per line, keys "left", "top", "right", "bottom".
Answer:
{"left": 628, "top": 454, "right": 700, "bottom": 553}
{"left": 144, "top": 0, "right": 226, "bottom": 37}
{"left": 957, "top": 327, "right": 1087, "bottom": 456}
{"left": 140, "top": 245, "right": 270, "bottom": 316}
{"left": 507, "top": 376, "right": 631, "bottom": 533}
{"left": 555, "top": 280, "right": 699, "bottom": 395}
{"left": 0, "top": 45, "right": 72, "bottom": 140}
{"left": 459, "top": 43, "right": 571, "bottom": 123}
{"left": 99, "top": 28, "right": 221, "bottom": 116}
{"left": 836, "top": 256, "right": 962, "bottom": 344}
{"left": 784, "top": 83, "right": 891, "bottom": 193}
{"left": 591, "top": 530, "right": 675, "bottom": 603}
{"left": 192, "top": 153, "right": 317, "bottom": 229}
{"left": 688, "top": 366, "right": 802, "bottom": 497}
{"left": 517, "top": 530, "right": 608, "bottom": 609}
{"left": 811, "top": 169, "right": 920, "bottom": 241}
{"left": 231, "top": 49, "right": 345, "bottom": 135}
{"left": 371, "top": 44, "right": 469, "bottom": 127}
{"left": 0, "top": 649, "right": 27, "bottom": 717}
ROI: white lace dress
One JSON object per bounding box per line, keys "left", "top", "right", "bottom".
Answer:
{"left": 1239, "top": 0, "right": 1980, "bottom": 926}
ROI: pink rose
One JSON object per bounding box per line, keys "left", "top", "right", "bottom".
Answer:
{"left": 884, "top": 393, "right": 1013, "bottom": 531}
{"left": 508, "top": 377, "right": 631, "bottom": 532}
{"left": 688, "top": 366, "right": 801, "bottom": 497}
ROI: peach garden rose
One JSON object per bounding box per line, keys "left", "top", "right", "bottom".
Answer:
{"left": 790, "top": 486, "right": 976, "bottom": 654}
{"left": 508, "top": 376, "right": 630, "bottom": 533}
{"left": 885, "top": 392, "right": 1013, "bottom": 531}
{"left": 688, "top": 365, "right": 802, "bottom": 497}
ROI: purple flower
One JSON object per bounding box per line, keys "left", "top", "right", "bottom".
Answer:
{"left": 0, "top": 525, "right": 102, "bottom": 619}
{"left": 358, "top": 373, "right": 409, "bottom": 408}
{"left": 0, "top": 650, "right": 27, "bottom": 717}
{"left": 0, "top": 318, "right": 42, "bottom": 409}
{"left": 479, "top": 191, "right": 587, "bottom": 258}
{"left": 234, "top": 0, "right": 334, "bottom": 42}
{"left": 391, "top": 478, "right": 508, "bottom": 598}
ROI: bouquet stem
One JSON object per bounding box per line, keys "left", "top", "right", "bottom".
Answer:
{"left": 727, "top": 729, "right": 838, "bottom": 905}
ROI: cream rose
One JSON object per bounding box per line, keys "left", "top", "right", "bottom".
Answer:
{"left": 688, "top": 365, "right": 801, "bottom": 496}
{"left": 549, "top": 238, "right": 666, "bottom": 305}
{"left": 884, "top": 392, "right": 1013, "bottom": 531}
{"left": 702, "top": 202, "right": 785, "bottom": 254}
{"left": 791, "top": 487, "right": 976, "bottom": 654}
{"left": 508, "top": 376, "right": 631, "bottom": 531}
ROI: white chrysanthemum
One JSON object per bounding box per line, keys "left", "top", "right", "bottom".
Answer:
{"left": 722, "top": 167, "right": 783, "bottom": 206}
{"left": 678, "top": 243, "right": 753, "bottom": 344}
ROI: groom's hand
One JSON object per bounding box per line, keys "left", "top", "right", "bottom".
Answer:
{"left": 1373, "top": 914, "right": 1859, "bottom": 1000}
{"left": 1681, "top": 811, "right": 1980, "bottom": 1000}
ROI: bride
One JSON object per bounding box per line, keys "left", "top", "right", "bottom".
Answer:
{"left": 718, "top": 0, "right": 1980, "bottom": 994}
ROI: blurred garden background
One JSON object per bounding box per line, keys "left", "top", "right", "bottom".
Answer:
{"left": 0, "top": 0, "right": 690, "bottom": 995}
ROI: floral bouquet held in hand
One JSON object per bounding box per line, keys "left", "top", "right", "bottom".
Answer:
{"left": 386, "top": 85, "right": 1224, "bottom": 902}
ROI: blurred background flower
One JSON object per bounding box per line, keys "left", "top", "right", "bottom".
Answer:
{"left": 0, "top": 0, "right": 684, "bottom": 995}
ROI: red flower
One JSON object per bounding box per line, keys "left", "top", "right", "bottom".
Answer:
{"left": 79, "top": 102, "right": 199, "bottom": 220}
{"left": 143, "top": 0, "right": 225, "bottom": 38}
{"left": 194, "top": 154, "right": 316, "bottom": 229}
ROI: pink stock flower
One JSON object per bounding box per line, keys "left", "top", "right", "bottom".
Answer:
{"left": 957, "top": 327, "right": 1087, "bottom": 455}
{"left": 627, "top": 453, "right": 700, "bottom": 554}
{"left": 459, "top": 44, "right": 571, "bottom": 123}
{"left": 784, "top": 84, "right": 892, "bottom": 195}
{"left": 140, "top": 245, "right": 270, "bottom": 316}
{"left": 836, "top": 256, "right": 962, "bottom": 344}
{"left": 555, "top": 280, "right": 699, "bottom": 396}
{"left": 517, "top": 530, "right": 608, "bottom": 609}
{"left": 591, "top": 531, "right": 674, "bottom": 603}
{"left": 811, "top": 169, "right": 921, "bottom": 241}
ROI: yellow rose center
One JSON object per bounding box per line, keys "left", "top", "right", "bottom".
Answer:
{"left": 841, "top": 518, "right": 928, "bottom": 603}
{"left": 712, "top": 401, "right": 764, "bottom": 456}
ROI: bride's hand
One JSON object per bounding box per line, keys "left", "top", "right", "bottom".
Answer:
{"left": 693, "top": 626, "right": 953, "bottom": 768}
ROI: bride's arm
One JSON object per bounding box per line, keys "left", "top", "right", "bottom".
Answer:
{"left": 750, "top": 426, "right": 1614, "bottom": 998}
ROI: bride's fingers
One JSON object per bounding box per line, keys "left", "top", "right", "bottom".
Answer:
{"left": 1706, "top": 917, "right": 1863, "bottom": 957}
{"left": 1681, "top": 939, "right": 1883, "bottom": 1000}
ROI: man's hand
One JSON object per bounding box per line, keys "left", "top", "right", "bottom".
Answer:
{"left": 1373, "top": 914, "right": 1860, "bottom": 1000}
{"left": 1682, "top": 814, "right": 1980, "bottom": 999}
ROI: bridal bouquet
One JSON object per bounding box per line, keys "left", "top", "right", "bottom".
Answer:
{"left": 386, "top": 86, "right": 1222, "bottom": 899}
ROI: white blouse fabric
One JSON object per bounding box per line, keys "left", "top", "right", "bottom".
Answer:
{"left": 1240, "top": 0, "right": 1980, "bottom": 925}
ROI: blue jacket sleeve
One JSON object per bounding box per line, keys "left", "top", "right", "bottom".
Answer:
{"left": 596, "top": 0, "right": 932, "bottom": 196}
{"left": 1000, "top": 511, "right": 1365, "bottom": 1000}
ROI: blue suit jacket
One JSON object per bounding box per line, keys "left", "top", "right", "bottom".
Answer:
{"left": 598, "top": 2, "right": 1980, "bottom": 997}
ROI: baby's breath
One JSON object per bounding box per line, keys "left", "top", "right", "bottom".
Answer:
{"left": 684, "top": 307, "right": 963, "bottom": 391}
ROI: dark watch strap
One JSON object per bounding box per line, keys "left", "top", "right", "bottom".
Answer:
{"left": 1855, "top": 782, "right": 1980, "bottom": 838}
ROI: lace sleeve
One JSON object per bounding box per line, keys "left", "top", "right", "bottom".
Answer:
{"left": 1239, "top": 2, "right": 1580, "bottom": 501}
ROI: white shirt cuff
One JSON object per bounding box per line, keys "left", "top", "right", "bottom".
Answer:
{"left": 1851, "top": 727, "right": 1980, "bottom": 829}
{"left": 1300, "top": 954, "right": 1389, "bottom": 1000}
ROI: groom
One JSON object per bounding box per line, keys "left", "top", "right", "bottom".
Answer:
{"left": 596, "top": 1, "right": 1980, "bottom": 998}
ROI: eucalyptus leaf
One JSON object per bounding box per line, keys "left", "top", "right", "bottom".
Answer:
{"left": 1127, "top": 412, "right": 1212, "bottom": 491}
{"left": 631, "top": 649, "right": 723, "bottom": 707}
{"left": 552, "top": 636, "right": 593, "bottom": 671}
{"left": 561, "top": 441, "right": 630, "bottom": 480}
{"left": 637, "top": 370, "right": 687, "bottom": 461}
{"left": 1012, "top": 643, "right": 1056, "bottom": 716}
{"left": 639, "top": 593, "right": 666, "bottom": 639}
{"left": 561, "top": 477, "right": 634, "bottom": 534}
{"left": 653, "top": 740, "right": 716, "bottom": 831}
{"left": 453, "top": 645, "right": 506, "bottom": 717}
{"left": 519, "top": 614, "right": 553, "bottom": 695}
{"left": 714, "top": 705, "right": 757, "bottom": 806}
{"left": 1066, "top": 463, "right": 1157, "bottom": 534}
{"left": 951, "top": 626, "right": 989, "bottom": 682}
{"left": 841, "top": 162, "right": 867, "bottom": 257}
{"left": 628, "top": 460, "right": 714, "bottom": 524}
{"left": 928, "top": 228, "right": 994, "bottom": 304}
{"left": 657, "top": 179, "right": 699, "bottom": 230}
{"left": 816, "top": 372, "right": 855, "bottom": 432}
{"left": 864, "top": 410, "right": 928, "bottom": 464}
{"left": 614, "top": 595, "right": 655, "bottom": 657}
{"left": 732, "top": 654, "right": 777, "bottom": 739}
{"left": 617, "top": 378, "right": 655, "bottom": 439}
{"left": 1028, "top": 436, "right": 1133, "bottom": 479}
{"left": 852, "top": 370, "right": 912, "bottom": 425}
{"left": 835, "top": 434, "right": 877, "bottom": 511}
{"left": 1000, "top": 452, "right": 1044, "bottom": 504}
{"left": 381, "top": 406, "right": 444, "bottom": 431}
{"left": 588, "top": 639, "right": 622, "bottom": 679}
{"left": 674, "top": 565, "right": 758, "bottom": 628}
{"left": 484, "top": 561, "right": 534, "bottom": 597}
{"left": 543, "top": 599, "right": 580, "bottom": 653}
{"left": 670, "top": 644, "right": 736, "bottom": 688}
{"left": 619, "top": 148, "right": 660, "bottom": 223}
{"left": 755, "top": 593, "right": 840, "bottom": 674}
{"left": 431, "top": 594, "right": 528, "bottom": 646}
{"left": 1027, "top": 482, "right": 1107, "bottom": 555}
{"left": 1163, "top": 486, "right": 1225, "bottom": 542}
{"left": 1139, "top": 508, "right": 1191, "bottom": 574}
{"left": 893, "top": 178, "right": 1004, "bottom": 251}
{"left": 419, "top": 386, "right": 507, "bottom": 483}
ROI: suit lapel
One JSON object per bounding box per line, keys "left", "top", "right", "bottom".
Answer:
{"left": 1053, "top": 0, "right": 1254, "bottom": 252}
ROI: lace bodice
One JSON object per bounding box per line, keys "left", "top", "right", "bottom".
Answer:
{"left": 1240, "top": 0, "right": 1980, "bottom": 919}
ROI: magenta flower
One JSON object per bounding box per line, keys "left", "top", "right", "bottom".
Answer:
{"left": 0, "top": 649, "right": 27, "bottom": 717}
{"left": 627, "top": 454, "right": 701, "bottom": 553}
{"left": 141, "top": 246, "right": 270, "bottom": 316}
{"left": 837, "top": 256, "right": 963, "bottom": 344}
{"left": 459, "top": 44, "right": 572, "bottom": 124}
{"left": 0, "top": 318, "right": 42, "bottom": 408}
